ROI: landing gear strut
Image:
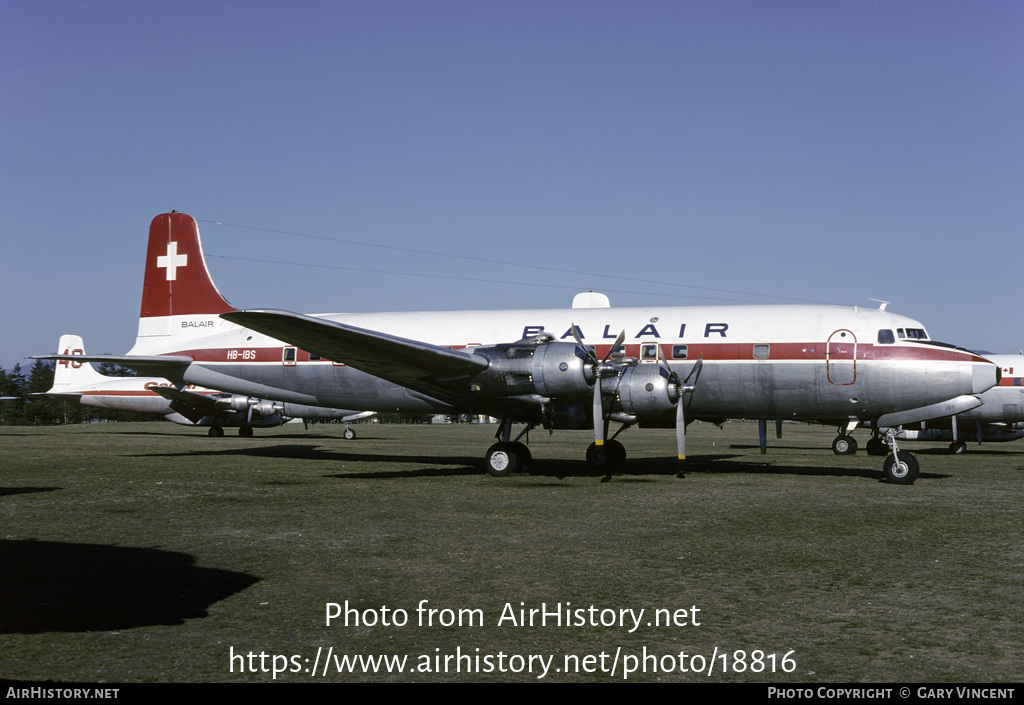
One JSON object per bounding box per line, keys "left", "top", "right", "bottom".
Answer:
{"left": 881, "top": 427, "right": 918, "bottom": 485}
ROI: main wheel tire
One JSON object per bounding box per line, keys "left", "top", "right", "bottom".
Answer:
{"left": 512, "top": 442, "right": 532, "bottom": 473}
{"left": 832, "top": 435, "right": 857, "bottom": 455}
{"left": 484, "top": 442, "right": 521, "bottom": 477}
{"left": 586, "top": 441, "right": 614, "bottom": 469}
{"left": 866, "top": 437, "right": 887, "bottom": 456}
{"left": 883, "top": 452, "right": 919, "bottom": 485}
{"left": 949, "top": 441, "right": 966, "bottom": 455}
{"left": 208, "top": 427, "right": 224, "bottom": 438}
{"left": 238, "top": 426, "right": 254, "bottom": 438}
{"left": 606, "top": 439, "right": 627, "bottom": 469}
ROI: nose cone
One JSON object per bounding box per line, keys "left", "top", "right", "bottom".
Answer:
{"left": 972, "top": 360, "right": 1000, "bottom": 394}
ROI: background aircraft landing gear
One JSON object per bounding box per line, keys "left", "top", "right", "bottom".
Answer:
{"left": 832, "top": 435, "right": 857, "bottom": 455}
{"left": 238, "top": 426, "right": 254, "bottom": 438}
{"left": 344, "top": 426, "right": 356, "bottom": 440}
{"left": 949, "top": 441, "right": 967, "bottom": 455}
{"left": 208, "top": 426, "right": 224, "bottom": 438}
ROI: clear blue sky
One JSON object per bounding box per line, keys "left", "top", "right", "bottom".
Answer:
{"left": 2, "top": 1, "right": 1021, "bottom": 370}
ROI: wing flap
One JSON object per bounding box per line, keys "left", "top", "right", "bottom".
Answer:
{"left": 221, "top": 309, "right": 489, "bottom": 401}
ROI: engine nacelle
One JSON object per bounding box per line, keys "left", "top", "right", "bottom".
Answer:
{"left": 472, "top": 340, "right": 594, "bottom": 398}
{"left": 614, "top": 364, "right": 678, "bottom": 416}
{"left": 217, "top": 395, "right": 284, "bottom": 418}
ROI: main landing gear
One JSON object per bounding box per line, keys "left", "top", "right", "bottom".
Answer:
{"left": 483, "top": 419, "right": 635, "bottom": 477}
{"left": 831, "top": 434, "right": 857, "bottom": 455}
{"left": 207, "top": 425, "right": 253, "bottom": 437}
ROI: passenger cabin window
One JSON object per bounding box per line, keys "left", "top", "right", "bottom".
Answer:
{"left": 640, "top": 344, "right": 659, "bottom": 360}
{"left": 1015, "top": 378, "right": 1022, "bottom": 387}
{"left": 753, "top": 344, "right": 770, "bottom": 360}
{"left": 672, "top": 345, "right": 688, "bottom": 359}
{"left": 309, "top": 354, "right": 322, "bottom": 361}
{"left": 878, "top": 329, "right": 895, "bottom": 344}
{"left": 283, "top": 347, "right": 297, "bottom": 366}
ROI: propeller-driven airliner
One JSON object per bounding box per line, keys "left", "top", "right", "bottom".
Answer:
{"left": 38, "top": 212, "right": 999, "bottom": 484}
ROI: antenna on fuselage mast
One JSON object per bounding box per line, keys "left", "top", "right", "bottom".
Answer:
{"left": 869, "top": 299, "right": 890, "bottom": 311}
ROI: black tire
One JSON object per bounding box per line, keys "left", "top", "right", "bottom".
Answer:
{"left": 484, "top": 442, "right": 521, "bottom": 477}
{"left": 238, "top": 426, "right": 254, "bottom": 438}
{"left": 883, "top": 452, "right": 919, "bottom": 485}
{"left": 949, "top": 441, "right": 966, "bottom": 455}
{"left": 586, "top": 441, "right": 615, "bottom": 469}
{"left": 866, "top": 437, "right": 888, "bottom": 456}
{"left": 606, "top": 439, "right": 627, "bottom": 468}
{"left": 832, "top": 435, "right": 857, "bottom": 455}
{"left": 512, "top": 442, "right": 532, "bottom": 473}
{"left": 208, "top": 426, "right": 224, "bottom": 438}
{"left": 344, "top": 428, "right": 356, "bottom": 440}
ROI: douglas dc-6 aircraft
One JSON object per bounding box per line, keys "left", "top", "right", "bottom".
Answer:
{"left": 38, "top": 334, "right": 374, "bottom": 437}
{"left": 40, "top": 212, "right": 998, "bottom": 484}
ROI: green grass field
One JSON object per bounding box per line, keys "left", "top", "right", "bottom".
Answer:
{"left": 2, "top": 421, "right": 1022, "bottom": 683}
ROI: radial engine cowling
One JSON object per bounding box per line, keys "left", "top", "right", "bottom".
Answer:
{"left": 472, "top": 340, "right": 594, "bottom": 398}
{"left": 614, "top": 364, "right": 678, "bottom": 416}
{"left": 218, "top": 395, "right": 285, "bottom": 418}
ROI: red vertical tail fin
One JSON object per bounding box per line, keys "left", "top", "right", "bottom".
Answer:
{"left": 132, "top": 212, "right": 235, "bottom": 352}
{"left": 140, "top": 211, "right": 234, "bottom": 318}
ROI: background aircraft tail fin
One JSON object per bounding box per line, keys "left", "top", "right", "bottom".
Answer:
{"left": 49, "top": 334, "right": 108, "bottom": 390}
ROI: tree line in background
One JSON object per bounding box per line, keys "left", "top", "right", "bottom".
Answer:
{"left": 0, "top": 360, "right": 156, "bottom": 425}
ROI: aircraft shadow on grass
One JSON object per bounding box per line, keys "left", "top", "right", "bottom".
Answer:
{"left": 0, "top": 487, "right": 61, "bottom": 497}
{"left": 135, "top": 445, "right": 951, "bottom": 482}
{"left": 0, "top": 539, "right": 258, "bottom": 634}
{"left": 138, "top": 444, "right": 481, "bottom": 467}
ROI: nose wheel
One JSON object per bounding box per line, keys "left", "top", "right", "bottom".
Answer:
{"left": 880, "top": 428, "right": 918, "bottom": 484}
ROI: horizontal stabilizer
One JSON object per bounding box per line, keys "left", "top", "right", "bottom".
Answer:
{"left": 221, "top": 309, "right": 489, "bottom": 402}
{"left": 32, "top": 354, "right": 194, "bottom": 385}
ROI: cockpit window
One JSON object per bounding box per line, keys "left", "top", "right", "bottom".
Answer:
{"left": 897, "top": 328, "right": 929, "bottom": 340}
{"left": 877, "top": 329, "right": 895, "bottom": 344}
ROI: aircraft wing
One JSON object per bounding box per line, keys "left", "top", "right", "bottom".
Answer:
{"left": 31, "top": 354, "right": 194, "bottom": 384}
{"left": 222, "top": 309, "right": 489, "bottom": 403}
{"left": 148, "top": 386, "right": 224, "bottom": 423}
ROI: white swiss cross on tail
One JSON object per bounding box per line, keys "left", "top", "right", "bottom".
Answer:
{"left": 156, "top": 241, "right": 188, "bottom": 280}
